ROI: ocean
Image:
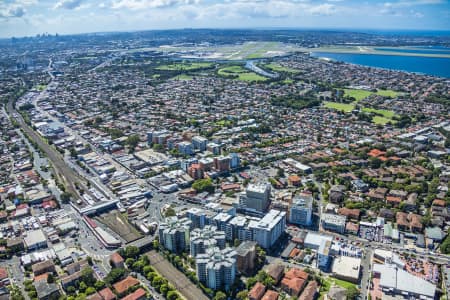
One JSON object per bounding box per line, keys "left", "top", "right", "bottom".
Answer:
{"left": 310, "top": 48, "right": 450, "bottom": 78}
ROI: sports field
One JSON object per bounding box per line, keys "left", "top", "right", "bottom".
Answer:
{"left": 218, "top": 65, "right": 268, "bottom": 82}
{"left": 171, "top": 74, "right": 193, "bottom": 80}
{"left": 342, "top": 89, "right": 372, "bottom": 101}
{"left": 156, "top": 62, "right": 213, "bottom": 71}
{"left": 324, "top": 101, "right": 355, "bottom": 112}
{"left": 264, "top": 63, "right": 300, "bottom": 73}
{"left": 362, "top": 107, "right": 395, "bottom": 118}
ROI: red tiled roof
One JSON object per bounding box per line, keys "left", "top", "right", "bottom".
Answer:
{"left": 262, "top": 290, "right": 279, "bottom": 300}
{"left": 386, "top": 196, "right": 401, "bottom": 203}
{"left": 249, "top": 282, "right": 266, "bottom": 300}
{"left": 432, "top": 199, "right": 446, "bottom": 207}
{"left": 110, "top": 252, "right": 124, "bottom": 264}
{"left": 281, "top": 277, "right": 306, "bottom": 295}
{"left": 99, "top": 287, "right": 116, "bottom": 300}
{"left": 284, "top": 268, "right": 308, "bottom": 280}
{"left": 0, "top": 268, "right": 8, "bottom": 280}
{"left": 299, "top": 280, "right": 318, "bottom": 300}
{"left": 113, "top": 276, "right": 140, "bottom": 294}
{"left": 368, "top": 149, "right": 386, "bottom": 158}
{"left": 121, "top": 288, "right": 146, "bottom": 300}
{"left": 34, "top": 273, "right": 48, "bottom": 282}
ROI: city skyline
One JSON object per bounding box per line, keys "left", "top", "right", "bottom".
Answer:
{"left": 1, "top": 0, "right": 450, "bottom": 38}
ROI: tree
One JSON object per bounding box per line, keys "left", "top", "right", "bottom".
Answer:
{"left": 440, "top": 233, "right": 450, "bottom": 254}
{"left": 94, "top": 280, "right": 105, "bottom": 291}
{"left": 346, "top": 286, "right": 359, "bottom": 300}
{"left": 213, "top": 291, "right": 227, "bottom": 300}
{"left": 27, "top": 290, "right": 37, "bottom": 298}
{"left": 164, "top": 207, "right": 176, "bottom": 217}
{"left": 167, "top": 291, "right": 180, "bottom": 300}
{"left": 124, "top": 246, "right": 140, "bottom": 259}
{"left": 126, "top": 134, "right": 140, "bottom": 150}
{"left": 192, "top": 178, "right": 214, "bottom": 193}
{"left": 160, "top": 284, "right": 169, "bottom": 296}
{"left": 85, "top": 287, "right": 96, "bottom": 295}
{"left": 81, "top": 267, "right": 96, "bottom": 286}
{"left": 256, "top": 246, "right": 266, "bottom": 267}
{"left": 67, "top": 286, "right": 76, "bottom": 295}
{"left": 60, "top": 192, "right": 72, "bottom": 203}
{"left": 143, "top": 266, "right": 154, "bottom": 274}
{"left": 125, "top": 258, "right": 136, "bottom": 267}
{"left": 236, "top": 290, "right": 248, "bottom": 300}
{"left": 47, "top": 273, "right": 55, "bottom": 283}
{"left": 104, "top": 268, "right": 126, "bottom": 284}
{"left": 277, "top": 168, "right": 285, "bottom": 178}
{"left": 152, "top": 276, "right": 165, "bottom": 290}
{"left": 152, "top": 239, "right": 159, "bottom": 250}
{"left": 146, "top": 271, "right": 157, "bottom": 281}
{"left": 79, "top": 282, "right": 87, "bottom": 293}
{"left": 246, "top": 276, "right": 258, "bottom": 289}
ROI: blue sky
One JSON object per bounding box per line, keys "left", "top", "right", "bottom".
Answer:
{"left": 1, "top": 0, "right": 449, "bottom": 38}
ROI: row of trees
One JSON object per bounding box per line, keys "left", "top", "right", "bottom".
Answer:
{"left": 121, "top": 248, "right": 183, "bottom": 300}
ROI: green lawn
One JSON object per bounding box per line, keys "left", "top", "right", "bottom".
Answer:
{"left": 238, "top": 73, "right": 267, "bottom": 81}
{"left": 215, "top": 119, "right": 233, "bottom": 127}
{"left": 324, "top": 101, "right": 355, "bottom": 112}
{"left": 326, "top": 88, "right": 399, "bottom": 126}
{"left": 362, "top": 107, "right": 397, "bottom": 124}
{"left": 331, "top": 278, "right": 357, "bottom": 290}
{"left": 218, "top": 65, "right": 247, "bottom": 74}
{"left": 171, "top": 74, "right": 193, "bottom": 80}
{"left": 375, "top": 89, "right": 399, "bottom": 98}
{"left": 156, "top": 62, "right": 213, "bottom": 71}
{"left": 35, "top": 84, "right": 47, "bottom": 91}
{"left": 218, "top": 66, "right": 268, "bottom": 82}
{"left": 342, "top": 89, "right": 373, "bottom": 102}
{"left": 342, "top": 88, "right": 399, "bottom": 101}
{"left": 264, "top": 63, "right": 300, "bottom": 73}
{"left": 362, "top": 107, "right": 395, "bottom": 118}
{"left": 372, "top": 116, "right": 393, "bottom": 125}
{"left": 319, "top": 277, "right": 357, "bottom": 299}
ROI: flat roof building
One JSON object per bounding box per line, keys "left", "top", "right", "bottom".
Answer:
{"left": 373, "top": 263, "right": 436, "bottom": 300}
{"left": 321, "top": 213, "right": 346, "bottom": 234}
{"left": 248, "top": 209, "right": 286, "bottom": 249}
{"left": 159, "top": 217, "right": 192, "bottom": 253}
{"left": 239, "top": 183, "right": 271, "bottom": 213}
{"left": 331, "top": 256, "right": 361, "bottom": 283}
{"left": 196, "top": 247, "right": 237, "bottom": 291}
{"left": 289, "top": 194, "right": 313, "bottom": 226}
{"left": 23, "top": 229, "right": 47, "bottom": 251}
{"left": 190, "top": 225, "right": 226, "bottom": 257}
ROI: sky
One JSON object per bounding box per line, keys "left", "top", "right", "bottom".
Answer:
{"left": 0, "top": 0, "right": 449, "bottom": 38}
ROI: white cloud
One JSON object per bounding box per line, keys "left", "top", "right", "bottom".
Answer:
{"left": 54, "top": 0, "right": 84, "bottom": 10}
{"left": 383, "top": 0, "right": 445, "bottom": 8}
{"left": 0, "top": 0, "right": 37, "bottom": 19}
{"left": 112, "top": 0, "right": 200, "bottom": 10}
{"left": 0, "top": 6, "right": 25, "bottom": 18}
